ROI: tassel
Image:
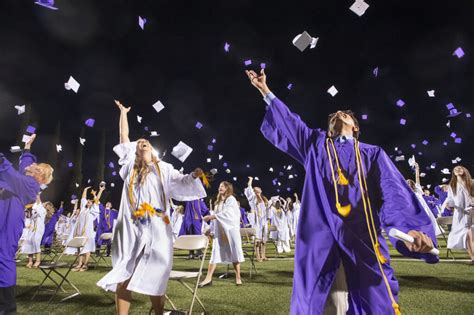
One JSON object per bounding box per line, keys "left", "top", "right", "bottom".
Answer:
{"left": 336, "top": 202, "right": 351, "bottom": 217}
{"left": 375, "top": 243, "right": 388, "bottom": 264}
{"left": 392, "top": 302, "right": 402, "bottom": 315}
{"left": 200, "top": 173, "right": 211, "bottom": 188}
{"left": 337, "top": 168, "right": 349, "bottom": 185}
{"left": 25, "top": 203, "right": 34, "bottom": 209}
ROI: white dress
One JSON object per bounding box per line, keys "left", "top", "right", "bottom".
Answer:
{"left": 21, "top": 203, "right": 46, "bottom": 254}
{"left": 292, "top": 202, "right": 301, "bottom": 239}
{"left": 64, "top": 200, "right": 100, "bottom": 255}
{"left": 170, "top": 210, "right": 183, "bottom": 242}
{"left": 445, "top": 183, "right": 473, "bottom": 250}
{"left": 97, "top": 141, "right": 206, "bottom": 296}
{"left": 414, "top": 184, "right": 443, "bottom": 236}
{"left": 244, "top": 186, "right": 268, "bottom": 242}
{"left": 209, "top": 196, "right": 245, "bottom": 264}
{"left": 268, "top": 207, "right": 291, "bottom": 253}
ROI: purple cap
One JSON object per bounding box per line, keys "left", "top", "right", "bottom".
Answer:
{"left": 361, "top": 114, "right": 368, "bottom": 120}
{"left": 446, "top": 103, "right": 455, "bottom": 110}
{"left": 244, "top": 60, "right": 252, "bottom": 66}
{"left": 272, "top": 178, "right": 278, "bottom": 186}
{"left": 400, "top": 118, "right": 406, "bottom": 125}
{"left": 443, "top": 141, "right": 448, "bottom": 146}
{"left": 34, "top": 0, "right": 58, "bottom": 10}
{"left": 287, "top": 83, "right": 293, "bottom": 90}
{"left": 71, "top": 194, "right": 77, "bottom": 200}
{"left": 138, "top": 16, "right": 147, "bottom": 30}
{"left": 287, "top": 187, "right": 292, "bottom": 192}
{"left": 373, "top": 67, "right": 378, "bottom": 77}
{"left": 144, "top": 126, "right": 149, "bottom": 131}
{"left": 212, "top": 138, "right": 217, "bottom": 144}
{"left": 260, "top": 63, "right": 266, "bottom": 69}
{"left": 447, "top": 109, "right": 462, "bottom": 118}
{"left": 85, "top": 118, "right": 95, "bottom": 128}
{"left": 207, "top": 145, "right": 214, "bottom": 151}
{"left": 422, "top": 140, "right": 429, "bottom": 145}
{"left": 112, "top": 171, "right": 117, "bottom": 176}
{"left": 223, "top": 162, "right": 228, "bottom": 167}
{"left": 108, "top": 162, "right": 115, "bottom": 169}
{"left": 411, "top": 144, "right": 416, "bottom": 149}
{"left": 68, "top": 162, "right": 74, "bottom": 168}
{"left": 224, "top": 42, "right": 230, "bottom": 52}
{"left": 450, "top": 132, "right": 457, "bottom": 138}
{"left": 195, "top": 121, "right": 203, "bottom": 129}
{"left": 396, "top": 99, "right": 405, "bottom": 107}
{"left": 418, "top": 152, "right": 423, "bottom": 156}
{"left": 452, "top": 47, "right": 465, "bottom": 58}
{"left": 454, "top": 137, "right": 462, "bottom": 144}
{"left": 246, "top": 164, "right": 250, "bottom": 168}
{"left": 26, "top": 125, "right": 36, "bottom": 133}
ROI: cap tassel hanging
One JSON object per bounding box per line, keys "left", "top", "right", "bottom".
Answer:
{"left": 392, "top": 303, "right": 402, "bottom": 315}
{"left": 374, "top": 243, "right": 387, "bottom": 264}
{"left": 336, "top": 202, "right": 351, "bottom": 217}
{"left": 337, "top": 168, "right": 349, "bottom": 186}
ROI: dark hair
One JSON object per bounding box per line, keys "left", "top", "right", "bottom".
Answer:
{"left": 327, "top": 110, "right": 360, "bottom": 139}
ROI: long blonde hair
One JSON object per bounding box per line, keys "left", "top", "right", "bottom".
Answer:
{"left": 133, "top": 140, "right": 159, "bottom": 185}
{"left": 449, "top": 166, "right": 474, "bottom": 196}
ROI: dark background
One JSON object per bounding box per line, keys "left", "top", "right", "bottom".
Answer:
{"left": 0, "top": 0, "right": 472, "bottom": 211}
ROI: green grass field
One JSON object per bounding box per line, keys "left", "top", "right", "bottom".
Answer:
{"left": 16, "top": 238, "right": 474, "bottom": 314}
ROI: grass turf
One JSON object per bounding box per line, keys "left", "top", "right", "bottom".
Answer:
{"left": 15, "top": 238, "right": 473, "bottom": 314}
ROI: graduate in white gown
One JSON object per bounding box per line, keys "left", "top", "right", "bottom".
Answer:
{"left": 268, "top": 198, "right": 291, "bottom": 253}
{"left": 65, "top": 185, "right": 103, "bottom": 272}
{"left": 21, "top": 195, "right": 46, "bottom": 268}
{"left": 199, "top": 181, "right": 244, "bottom": 287}
{"left": 443, "top": 166, "right": 474, "bottom": 261}
{"left": 96, "top": 100, "right": 206, "bottom": 314}
{"left": 292, "top": 193, "right": 301, "bottom": 241}
{"left": 244, "top": 176, "right": 269, "bottom": 262}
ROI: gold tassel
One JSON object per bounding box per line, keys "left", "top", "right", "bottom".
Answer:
{"left": 392, "top": 302, "right": 402, "bottom": 315}
{"left": 336, "top": 202, "right": 351, "bottom": 217}
{"left": 375, "top": 243, "right": 387, "bottom": 264}
{"left": 200, "top": 173, "right": 210, "bottom": 188}
{"left": 337, "top": 168, "right": 349, "bottom": 185}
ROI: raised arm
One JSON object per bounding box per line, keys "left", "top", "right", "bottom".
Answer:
{"left": 414, "top": 162, "right": 421, "bottom": 186}
{"left": 294, "top": 192, "right": 299, "bottom": 203}
{"left": 115, "top": 100, "right": 131, "bottom": 144}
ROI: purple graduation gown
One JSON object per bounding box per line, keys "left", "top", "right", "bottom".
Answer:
{"left": 0, "top": 152, "right": 40, "bottom": 287}
{"left": 260, "top": 96, "right": 438, "bottom": 315}
{"left": 434, "top": 186, "right": 452, "bottom": 217}
{"left": 240, "top": 207, "right": 249, "bottom": 228}
{"left": 179, "top": 199, "right": 210, "bottom": 236}
{"left": 95, "top": 204, "right": 119, "bottom": 246}
{"left": 41, "top": 206, "right": 64, "bottom": 247}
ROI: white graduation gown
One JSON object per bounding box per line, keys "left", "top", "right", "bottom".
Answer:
{"left": 21, "top": 203, "right": 46, "bottom": 254}
{"left": 292, "top": 202, "right": 301, "bottom": 239}
{"left": 209, "top": 196, "right": 245, "bottom": 264}
{"left": 97, "top": 141, "right": 206, "bottom": 296}
{"left": 414, "top": 184, "right": 443, "bottom": 236}
{"left": 445, "top": 184, "right": 472, "bottom": 250}
{"left": 170, "top": 211, "right": 183, "bottom": 242}
{"left": 64, "top": 200, "right": 100, "bottom": 255}
{"left": 244, "top": 186, "right": 268, "bottom": 242}
{"left": 268, "top": 207, "right": 291, "bottom": 253}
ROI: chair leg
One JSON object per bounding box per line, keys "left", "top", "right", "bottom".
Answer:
{"left": 31, "top": 269, "right": 54, "bottom": 300}
{"left": 165, "top": 294, "right": 177, "bottom": 311}
{"left": 180, "top": 280, "right": 206, "bottom": 313}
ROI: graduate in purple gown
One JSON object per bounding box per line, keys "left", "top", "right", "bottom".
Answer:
{"left": 435, "top": 185, "right": 452, "bottom": 217}
{"left": 0, "top": 134, "right": 53, "bottom": 314}
{"left": 41, "top": 201, "right": 64, "bottom": 248}
{"left": 95, "top": 202, "right": 119, "bottom": 256}
{"left": 179, "top": 199, "right": 210, "bottom": 259}
{"left": 246, "top": 69, "right": 438, "bottom": 315}
{"left": 238, "top": 201, "right": 250, "bottom": 228}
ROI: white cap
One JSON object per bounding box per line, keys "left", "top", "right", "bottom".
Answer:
{"left": 171, "top": 141, "right": 193, "bottom": 162}
{"left": 327, "top": 85, "right": 338, "bottom": 97}
{"left": 22, "top": 135, "right": 31, "bottom": 143}
{"left": 64, "top": 76, "right": 80, "bottom": 93}
{"left": 152, "top": 100, "right": 165, "bottom": 113}
{"left": 79, "top": 137, "right": 86, "bottom": 145}
{"left": 14, "top": 105, "right": 25, "bottom": 115}
{"left": 292, "top": 31, "right": 318, "bottom": 52}
{"left": 56, "top": 144, "right": 62, "bottom": 152}
{"left": 10, "top": 146, "right": 21, "bottom": 153}
{"left": 349, "top": 0, "right": 370, "bottom": 17}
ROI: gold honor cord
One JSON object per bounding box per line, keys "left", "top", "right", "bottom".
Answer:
{"left": 354, "top": 140, "right": 401, "bottom": 315}
{"left": 325, "top": 138, "right": 351, "bottom": 217}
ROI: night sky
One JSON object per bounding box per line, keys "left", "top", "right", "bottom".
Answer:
{"left": 0, "top": 0, "right": 472, "bottom": 209}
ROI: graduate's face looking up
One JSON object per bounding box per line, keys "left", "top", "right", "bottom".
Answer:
{"left": 453, "top": 166, "right": 464, "bottom": 176}
{"left": 254, "top": 187, "right": 262, "bottom": 196}
{"left": 327, "top": 110, "right": 360, "bottom": 138}
{"left": 136, "top": 139, "right": 152, "bottom": 156}
{"left": 106, "top": 202, "right": 112, "bottom": 209}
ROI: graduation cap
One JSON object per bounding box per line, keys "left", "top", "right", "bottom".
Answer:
{"left": 260, "top": 63, "right": 266, "bottom": 69}
{"left": 10, "top": 146, "right": 21, "bottom": 153}
{"left": 452, "top": 47, "right": 465, "bottom": 58}
{"left": 287, "top": 83, "right": 293, "bottom": 90}
{"left": 34, "top": 0, "right": 58, "bottom": 10}
{"left": 447, "top": 109, "right": 462, "bottom": 118}
{"left": 22, "top": 135, "right": 31, "bottom": 143}
{"left": 224, "top": 42, "right": 230, "bottom": 52}
{"left": 56, "top": 144, "right": 62, "bottom": 152}
{"left": 64, "top": 76, "right": 80, "bottom": 93}
{"left": 327, "top": 86, "right": 338, "bottom": 97}
{"left": 396, "top": 99, "right": 405, "bottom": 107}
{"left": 14, "top": 105, "right": 25, "bottom": 115}
{"left": 138, "top": 16, "right": 147, "bottom": 30}
{"left": 373, "top": 67, "right": 378, "bottom": 77}
{"left": 427, "top": 90, "right": 435, "bottom": 97}
{"left": 292, "top": 31, "right": 318, "bottom": 52}
{"left": 152, "top": 100, "right": 165, "bottom": 113}
{"left": 244, "top": 60, "right": 252, "bottom": 66}
{"left": 26, "top": 125, "right": 36, "bottom": 134}
{"left": 349, "top": 0, "right": 370, "bottom": 16}
{"left": 67, "top": 162, "right": 74, "bottom": 168}
{"left": 171, "top": 141, "right": 193, "bottom": 163}
{"left": 79, "top": 137, "right": 86, "bottom": 145}
{"left": 137, "top": 115, "right": 143, "bottom": 123}
{"left": 85, "top": 118, "right": 95, "bottom": 128}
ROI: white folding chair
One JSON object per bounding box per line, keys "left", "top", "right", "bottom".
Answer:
{"left": 436, "top": 216, "right": 455, "bottom": 260}
{"left": 32, "top": 236, "right": 87, "bottom": 303}
{"left": 96, "top": 232, "right": 113, "bottom": 267}
{"left": 268, "top": 225, "right": 280, "bottom": 257}
{"left": 240, "top": 228, "right": 258, "bottom": 278}
{"left": 163, "top": 235, "right": 209, "bottom": 315}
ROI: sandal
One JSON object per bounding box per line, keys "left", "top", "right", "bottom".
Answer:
{"left": 79, "top": 265, "right": 88, "bottom": 272}
{"left": 72, "top": 264, "right": 82, "bottom": 272}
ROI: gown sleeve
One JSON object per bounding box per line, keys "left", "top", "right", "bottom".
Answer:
{"left": 215, "top": 197, "right": 241, "bottom": 229}
{"left": 244, "top": 186, "right": 256, "bottom": 205}
{"left": 260, "top": 96, "right": 322, "bottom": 165}
{"left": 166, "top": 164, "right": 207, "bottom": 201}
{"left": 374, "top": 148, "right": 439, "bottom": 263}
{"left": 19, "top": 151, "right": 37, "bottom": 173}
{"left": 113, "top": 142, "right": 137, "bottom": 180}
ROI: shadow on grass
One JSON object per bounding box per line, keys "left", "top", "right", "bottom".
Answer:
{"left": 398, "top": 275, "right": 474, "bottom": 294}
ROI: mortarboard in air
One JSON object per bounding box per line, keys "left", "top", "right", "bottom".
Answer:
{"left": 111, "top": 183, "right": 115, "bottom": 188}
{"left": 373, "top": 67, "right": 378, "bottom": 77}
{"left": 450, "top": 132, "right": 457, "bottom": 138}
{"left": 14, "top": 105, "right": 25, "bottom": 115}
{"left": 138, "top": 16, "right": 147, "bottom": 30}
{"left": 34, "top": 0, "right": 58, "bottom": 10}
{"left": 427, "top": 90, "right": 435, "bottom": 97}
{"left": 244, "top": 60, "right": 252, "bottom": 66}
{"left": 212, "top": 138, "right": 217, "bottom": 144}
{"left": 411, "top": 144, "right": 416, "bottom": 149}
{"left": 68, "top": 162, "right": 74, "bottom": 168}
{"left": 152, "top": 100, "right": 165, "bottom": 113}
{"left": 223, "top": 162, "right": 228, "bottom": 167}
{"left": 447, "top": 109, "right": 462, "bottom": 118}
{"left": 349, "top": 0, "right": 370, "bottom": 16}
{"left": 233, "top": 177, "right": 237, "bottom": 182}
{"left": 225, "top": 169, "right": 231, "bottom": 174}
{"left": 260, "top": 63, "right": 266, "bottom": 69}
{"left": 79, "top": 137, "right": 86, "bottom": 145}
{"left": 446, "top": 120, "right": 451, "bottom": 128}
{"left": 419, "top": 172, "right": 426, "bottom": 178}
{"left": 210, "top": 168, "right": 218, "bottom": 175}
{"left": 361, "top": 114, "right": 368, "bottom": 120}
{"left": 137, "top": 115, "right": 143, "bottom": 123}
{"left": 430, "top": 163, "right": 436, "bottom": 169}
{"left": 56, "top": 144, "right": 62, "bottom": 152}
{"left": 218, "top": 154, "right": 223, "bottom": 160}
{"left": 224, "top": 42, "right": 230, "bottom": 52}
{"left": 452, "top": 47, "right": 464, "bottom": 58}
{"left": 287, "top": 83, "right": 293, "bottom": 90}
{"left": 408, "top": 155, "right": 416, "bottom": 168}
{"left": 207, "top": 145, "right": 214, "bottom": 151}
{"left": 443, "top": 141, "right": 448, "bottom": 146}
{"left": 112, "top": 171, "right": 117, "bottom": 176}
{"left": 206, "top": 158, "right": 211, "bottom": 163}
{"left": 466, "top": 113, "right": 471, "bottom": 118}
{"left": 394, "top": 155, "right": 405, "bottom": 162}
{"left": 454, "top": 137, "right": 462, "bottom": 144}
{"left": 442, "top": 178, "right": 448, "bottom": 183}
{"left": 399, "top": 118, "right": 406, "bottom": 125}
{"left": 195, "top": 121, "right": 203, "bottom": 129}
{"left": 22, "top": 135, "right": 31, "bottom": 143}
{"left": 26, "top": 125, "right": 36, "bottom": 134}
{"left": 441, "top": 168, "right": 450, "bottom": 175}
{"left": 422, "top": 140, "right": 429, "bottom": 145}
{"left": 85, "top": 118, "right": 95, "bottom": 128}
{"left": 171, "top": 141, "right": 193, "bottom": 162}
{"left": 10, "top": 146, "right": 21, "bottom": 153}
{"left": 269, "top": 167, "right": 274, "bottom": 172}
{"left": 445, "top": 103, "right": 454, "bottom": 110}
{"left": 64, "top": 76, "right": 80, "bottom": 93}
{"left": 396, "top": 99, "right": 405, "bottom": 107}
{"left": 292, "top": 31, "right": 318, "bottom": 52}
{"left": 327, "top": 86, "right": 338, "bottom": 97}
{"left": 150, "top": 131, "right": 159, "bottom": 137}
{"left": 108, "top": 162, "right": 115, "bottom": 169}
{"left": 254, "top": 177, "right": 260, "bottom": 181}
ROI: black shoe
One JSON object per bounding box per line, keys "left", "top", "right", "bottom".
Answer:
{"left": 198, "top": 281, "right": 212, "bottom": 288}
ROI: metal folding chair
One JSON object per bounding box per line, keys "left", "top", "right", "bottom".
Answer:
{"left": 95, "top": 232, "right": 113, "bottom": 268}
{"left": 31, "top": 236, "right": 87, "bottom": 303}
{"left": 268, "top": 225, "right": 280, "bottom": 257}
{"left": 436, "top": 216, "right": 455, "bottom": 260}
{"left": 240, "top": 228, "right": 257, "bottom": 278}
{"left": 156, "top": 235, "right": 209, "bottom": 315}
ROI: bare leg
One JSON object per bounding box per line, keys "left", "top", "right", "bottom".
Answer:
{"left": 149, "top": 295, "right": 165, "bottom": 315}
{"left": 466, "top": 230, "right": 474, "bottom": 261}
{"left": 73, "top": 255, "right": 83, "bottom": 271}
{"left": 255, "top": 241, "right": 262, "bottom": 262}
{"left": 262, "top": 242, "right": 268, "bottom": 261}
{"left": 116, "top": 280, "right": 132, "bottom": 315}
{"left": 26, "top": 255, "right": 33, "bottom": 268}
{"left": 200, "top": 263, "right": 217, "bottom": 285}
{"left": 233, "top": 262, "right": 242, "bottom": 285}
{"left": 83, "top": 252, "right": 91, "bottom": 265}
{"left": 33, "top": 252, "right": 41, "bottom": 268}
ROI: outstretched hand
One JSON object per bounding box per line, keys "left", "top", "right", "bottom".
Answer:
{"left": 25, "top": 134, "right": 36, "bottom": 150}
{"left": 245, "top": 69, "right": 271, "bottom": 96}
{"left": 114, "top": 100, "right": 131, "bottom": 113}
